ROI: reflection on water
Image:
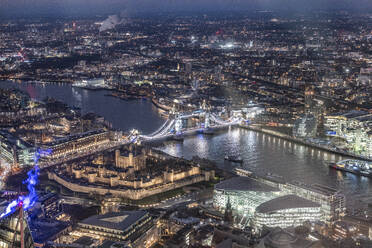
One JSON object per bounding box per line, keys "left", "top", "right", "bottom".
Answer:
{"left": 0, "top": 81, "right": 164, "bottom": 133}
{"left": 1, "top": 81, "right": 371, "bottom": 208}
{"left": 72, "top": 88, "right": 83, "bottom": 109}
{"left": 159, "top": 128, "right": 371, "bottom": 208}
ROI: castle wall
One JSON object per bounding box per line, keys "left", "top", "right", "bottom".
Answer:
{"left": 47, "top": 171, "right": 210, "bottom": 200}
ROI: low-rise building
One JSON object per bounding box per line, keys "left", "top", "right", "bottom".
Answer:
{"left": 76, "top": 211, "right": 159, "bottom": 247}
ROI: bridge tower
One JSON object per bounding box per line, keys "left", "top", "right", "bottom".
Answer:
{"left": 201, "top": 99, "right": 207, "bottom": 111}
{"left": 170, "top": 104, "right": 177, "bottom": 117}
{"left": 202, "top": 100, "right": 212, "bottom": 129}
{"left": 175, "top": 115, "right": 183, "bottom": 135}
{"left": 204, "top": 112, "right": 210, "bottom": 129}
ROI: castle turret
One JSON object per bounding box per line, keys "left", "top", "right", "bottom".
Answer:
{"left": 129, "top": 152, "right": 133, "bottom": 166}
{"left": 88, "top": 171, "right": 96, "bottom": 183}
{"left": 73, "top": 167, "right": 82, "bottom": 179}
{"left": 110, "top": 175, "right": 119, "bottom": 187}
{"left": 115, "top": 149, "right": 120, "bottom": 167}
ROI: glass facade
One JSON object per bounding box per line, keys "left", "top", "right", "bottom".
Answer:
{"left": 254, "top": 207, "right": 322, "bottom": 229}
{"left": 0, "top": 210, "right": 34, "bottom": 248}
{"left": 213, "top": 188, "right": 282, "bottom": 217}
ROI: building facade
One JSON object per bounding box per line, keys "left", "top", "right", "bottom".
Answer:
{"left": 214, "top": 176, "right": 345, "bottom": 230}
{"left": 213, "top": 177, "right": 283, "bottom": 218}
{"left": 76, "top": 211, "right": 159, "bottom": 247}
{"left": 281, "top": 183, "right": 346, "bottom": 224}
{"left": 253, "top": 195, "right": 322, "bottom": 229}
{"left": 42, "top": 129, "right": 111, "bottom": 160}
{"left": 324, "top": 111, "right": 372, "bottom": 158}
{"left": 0, "top": 131, "right": 35, "bottom": 168}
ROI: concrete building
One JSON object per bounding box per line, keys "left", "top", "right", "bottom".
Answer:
{"left": 76, "top": 211, "right": 159, "bottom": 247}
{"left": 42, "top": 129, "right": 110, "bottom": 160}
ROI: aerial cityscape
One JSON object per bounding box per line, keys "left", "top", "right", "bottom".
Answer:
{"left": 0, "top": 0, "right": 371, "bottom": 247}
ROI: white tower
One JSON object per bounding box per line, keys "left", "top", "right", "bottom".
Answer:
{"left": 175, "top": 116, "right": 183, "bottom": 135}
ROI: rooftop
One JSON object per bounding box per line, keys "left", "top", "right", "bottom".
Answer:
{"left": 0, "top": 130, "right": 33, "bottom": 149}
{"left": 44, "top": 129, "right": 106, "bottom": 146}
{"left": 256, "top": 194, "right": 320, "bottom": 214}
{"left": 215, "top": 176, "right": 279, "bottom": 192}
{"left": 262, "top": 227, "right": 318, "bottom": 248}
{"left": 328, "top": 110, "right": 369, "bottom": 119}
{"left": 79, "top": 211, "right": 148, "bottom": 232}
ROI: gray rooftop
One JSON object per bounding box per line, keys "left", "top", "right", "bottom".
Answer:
{"left": 256, "top": 194, "right": 320, "bottom": 214}
{"left": 79, "top": 211, "right": 148, "bottom": 232}
{"left": 44, "top": 129, "right": 106, "bottom": 146}
{"left": 329, "top": 110, "right": 368, "bottom": 119}
{"left": 215, "top": 176, "right": 279, "bottom": 192}
{"left": 262, "top": 227, "right": 317, "bottom": 248}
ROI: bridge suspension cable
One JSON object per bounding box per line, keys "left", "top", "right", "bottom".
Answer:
{"left": 147, "top": 119, "right": 170, "bottom": 136}
{"left": 210, "top": 113, "right": 242, "bottom": 125}
{"left": 140, "top": 119, "right": 175, "bottom": 139}
{"left": 132, "top": 112, "right": 242, "bottom": 142}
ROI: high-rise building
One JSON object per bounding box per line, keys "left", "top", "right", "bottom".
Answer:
{"left": 0, "top": 131, "right": 35, "bottom": 169}
{"left": 0, "top": 209, "right": 34, "bottom": 248}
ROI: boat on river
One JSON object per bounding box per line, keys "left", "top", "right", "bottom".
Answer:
{"left": 329, "top": 159, "right": 372, "bottom": 178}
{"left": 234, "top": 167, "right": 252, "bottom": 176}
{"left": 225, "top": 155, "right": 243, "bottom": 163}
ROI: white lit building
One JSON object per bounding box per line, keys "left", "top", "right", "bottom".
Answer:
{"left": 213, "top": 176, "right": 344, "bottom": 230}
{"left": 281, "top": 183, "right": 346, "bottom": 224}
{"left": 253, "top": 195, "right": 322, "bottom": 229}
{"left": 213, "top": 177, "right": 282, "bottom": 218}
{"left": 324, "top": 111, "right": 372, "bottom": 158}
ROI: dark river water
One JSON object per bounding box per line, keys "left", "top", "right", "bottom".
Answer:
{"left": 1, "top": 81, "right": 370, "bottom": 209}
{"left": 0, "top": 81, "right": 164, "bottom": 134}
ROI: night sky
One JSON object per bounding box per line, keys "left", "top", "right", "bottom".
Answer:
{"left": 1, "top": 0, "right": 372, "bottom": 18}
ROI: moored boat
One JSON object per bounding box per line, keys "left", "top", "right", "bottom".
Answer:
{"left": 329, "top": 159, "right": 372, "bottom": 178}
{"left": 225, "top": 155, "right": 243, "bottom": 163}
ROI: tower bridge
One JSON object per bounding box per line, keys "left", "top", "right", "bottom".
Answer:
{"left": 34, "top": 104, "right": 263, "bottom": 167}
{"left": 128, "top": 105, "right": 263, "bottom": 143}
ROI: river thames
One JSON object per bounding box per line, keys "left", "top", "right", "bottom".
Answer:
{"left": 1, "top": 81, "right": 371, "bottom": 209}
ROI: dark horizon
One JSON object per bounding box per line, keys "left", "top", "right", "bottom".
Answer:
{"left": 1, "top": 0, "right": 372, "bottom": 19}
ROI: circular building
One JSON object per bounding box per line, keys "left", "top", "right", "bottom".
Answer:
{"left": 256, "top": 227, "right": 324, "bottom": 248}
{"left": 254, "top": 194, "right": 322, "bottom": 230}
